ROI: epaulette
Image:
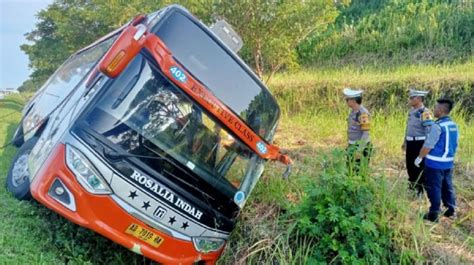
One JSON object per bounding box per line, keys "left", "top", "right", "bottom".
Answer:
{"left": 421, "top": 107, "right": 434, "bottom": 126}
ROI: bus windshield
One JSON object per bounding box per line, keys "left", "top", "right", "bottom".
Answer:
{"left": 83, "top": 54, "right": 262, "bottom": 199}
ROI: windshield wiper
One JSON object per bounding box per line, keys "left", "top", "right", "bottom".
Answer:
{"left": 102, "top": 148, "right": 166, "bottom": 161}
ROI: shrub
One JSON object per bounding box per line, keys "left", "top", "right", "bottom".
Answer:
{"left": 290, "top": 149, "right": 400, "bottom": 264}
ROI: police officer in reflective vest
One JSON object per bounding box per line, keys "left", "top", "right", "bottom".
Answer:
{"left": 343, "top": 88, "right": 372, "bottom": 173}
{"left": 402, "top": 89, "right": 434, "bottom": 195}
{"left": 415, "top": 98, "right": 459, "bottom": 222}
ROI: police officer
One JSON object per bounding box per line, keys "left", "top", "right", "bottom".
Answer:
{"left": 343, "top": 88, "right": 372, "bottom": 173}
{"left": 415, "top": 98, "right": 459, "bottom": 222}
{"left": 402, "top": 89, "right": 434, "bottom": 195}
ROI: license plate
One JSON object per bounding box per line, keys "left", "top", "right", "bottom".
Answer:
{"left": 125, "top": 223, "right": 164, "bottom": 248}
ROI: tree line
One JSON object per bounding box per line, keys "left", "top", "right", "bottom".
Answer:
{"left": 19, "top": 0, "right": 473, "bottom": 92}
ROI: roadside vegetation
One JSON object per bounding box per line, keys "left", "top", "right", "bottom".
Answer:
{"left": 298, "top": 0, "right": 473, "bottom": 67}
{"left": 1, "top": 62, "right": 473, "bottom": 263}
{"left": 218, "top": 63, "right": 473, "bottom": 263}
{"left": 1, "top": 0, "right": 473, "bottom": 264}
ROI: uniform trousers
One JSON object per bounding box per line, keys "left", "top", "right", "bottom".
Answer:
{"left": 405, "top": 140, "right": 425, "bottom": 194}
{"left": 424, "top": 166, "right": 456, "bottom": 214}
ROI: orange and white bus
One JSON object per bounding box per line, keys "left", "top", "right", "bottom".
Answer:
{"left": 6, "top": 5, "right": 291, "bottom": 264}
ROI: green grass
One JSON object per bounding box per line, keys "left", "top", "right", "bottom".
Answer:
{"left": 272, "top": 60, "right": 474, "bottom": 86}
{"left": 1, "top": 61, "right": 473, "bottom": 264}
{"left": 0, "top": 96, "right": 60, "bottom": 263}
{"left": 297, "top": 0, "right": 473, "bottom": 67}
{"left": 270, "top": 58, "right": 474, "bottom": 118}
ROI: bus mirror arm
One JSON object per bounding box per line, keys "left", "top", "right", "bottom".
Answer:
{"left": 277, "top": 153, "right": 292, "bottom": 179}
{"left": 283, "top": 164, "right": 292, "bottom": 180}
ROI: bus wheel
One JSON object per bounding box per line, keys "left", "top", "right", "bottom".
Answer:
{"left": 6, "top": 137, "right": 38, "bottom": 200}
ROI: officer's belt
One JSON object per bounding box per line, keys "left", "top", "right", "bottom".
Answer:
{"left": 406, "top": 136, "right": 426, "bottom": 141}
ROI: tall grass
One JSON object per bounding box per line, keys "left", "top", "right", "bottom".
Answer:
{"left": 298, "top": 0, "right": 474, "bottom": 66}
{"left": 270, "top": 60, "right": 474, "bottom": 115}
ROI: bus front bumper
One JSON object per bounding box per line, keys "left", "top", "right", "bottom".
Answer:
{"left": 30, "top": 143, "right": 223, "bottom": 264}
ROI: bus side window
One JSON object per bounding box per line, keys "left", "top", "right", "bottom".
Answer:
{"left": 40, "top": 37, "right": 116, "bottom": 100}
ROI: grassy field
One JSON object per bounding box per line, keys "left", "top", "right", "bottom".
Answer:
{"left": 0, "top": 63, "right": 473, "bottom": 264}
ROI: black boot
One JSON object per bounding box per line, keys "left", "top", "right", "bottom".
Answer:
{"left": 415, "top": 186, "right": 424, "bottom": 199}
{"left": 423, "top": 212, "right": 439, "bottom": 222}
{"left": 443, "top": 209, "right": 457, "bottom": 219}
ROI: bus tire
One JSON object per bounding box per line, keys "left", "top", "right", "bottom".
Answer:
{"left": 6, "top": 137, "right": 39, "bottom": 200}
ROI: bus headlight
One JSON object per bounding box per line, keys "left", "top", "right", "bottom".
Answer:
{"left": 192, "top": 237, "right": 225, "bottom": 253}
{"left": 65, "top": 144, "right": 111, "bottom": 194}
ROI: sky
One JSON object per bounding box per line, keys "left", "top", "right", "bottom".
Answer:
{"left": 0, "top": 0, "right": 52, "bottom": 89}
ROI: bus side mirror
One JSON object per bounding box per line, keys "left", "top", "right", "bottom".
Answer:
{"left": 131, "top": 14, "right": 146, "bottom": 26}
{"left": 98, "top": 24, "right": 147, "bottom": 78}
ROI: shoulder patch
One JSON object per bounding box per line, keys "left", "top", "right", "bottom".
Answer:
{"left": 422, "top": 110, "right": 432, "bottom": 121}
{"left": 359, "top": 112, "right": 370, "bottom": 131}
{"left": 421, "top": 110, "right": 434, "bottom": 126}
